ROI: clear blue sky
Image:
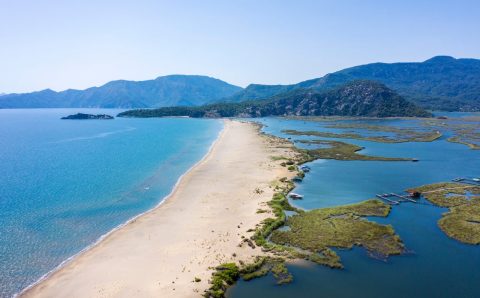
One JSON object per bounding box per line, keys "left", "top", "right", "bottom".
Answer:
{"left": 1, "top": 0, "right": 479, "bottom": 93}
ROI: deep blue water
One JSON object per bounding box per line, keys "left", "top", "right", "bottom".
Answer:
{"left": 0, "top": 109, "right": 222, "bottom": 297}
{"left": 228, "top": 115, "right": 480, "bottom": 298}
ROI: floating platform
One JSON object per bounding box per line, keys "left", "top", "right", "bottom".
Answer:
{"left": 452, "top": 177, "right": 480, "bottom": 186}
{"left": 376, "top": 194, "right": 399, "bottom": 205}
{"left": 388, "top": 193, "right": 417, "bottom": 203}
{"left": 376, "top": 192, "right": 421, "bottom": 205}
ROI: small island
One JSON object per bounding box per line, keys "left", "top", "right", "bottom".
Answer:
{"left": 61, "top": 113, "right": 114, "bottom": 120}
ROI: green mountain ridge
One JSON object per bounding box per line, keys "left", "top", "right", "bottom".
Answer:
{"left": 2, "top": 56, "right": 479, "bottom": 111}
{"left": 118, "top": 80, "right": 431, "bottom": 118}
{"left": 222, "top": 56, "right": 480, "bottom": 111}
{"left": 0, "top": 75, "right": 242, "bottom": 108}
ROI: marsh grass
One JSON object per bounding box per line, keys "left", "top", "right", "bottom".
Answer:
{"left": 204, "top": 263, "right": 240, "bottom": 298}
{"left": 447, "top": 136, "right": 480, "bottom": 150}
{"left": 240, "top": 256, "right": 293, "bottom": 284}
{"left": 409, "top": 182, "right": 480, "bottom": 244}
{"left": 283, "top": 128, "right": 442, "bottom": 143}
{"left": 270, "top": 200, "right": 404, "bottom": 261}
{"left": 422, "top": 118, "right": 480, "bottom": 150}
{"left": 297, "top": 139, "right": 412, "bottom": 161}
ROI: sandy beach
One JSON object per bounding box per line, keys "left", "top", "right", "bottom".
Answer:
{"left": 22, "top": 120, "right": 296, "bottom": 298}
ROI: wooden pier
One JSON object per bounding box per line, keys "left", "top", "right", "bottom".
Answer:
{"left": 376, "top": 192, "right": 420, "bottom": 205}
{"left": 376, "top": 194, "right": 399, "bottom": 205}
{"left": 452, "top": 177, "right": 480, "bottom": 186}
{"left": 389, "top": 193, "right": 417, "bottom": 203}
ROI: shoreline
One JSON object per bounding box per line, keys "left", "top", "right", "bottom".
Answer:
{"left": 17, "top": 119, "right": 227, "bottom": 297}
{"left": 21, "top": 120, "right": 297, "bottom": 297}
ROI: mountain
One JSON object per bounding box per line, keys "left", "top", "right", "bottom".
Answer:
{"left": 3, "top": 56, "right": 478, "bottom": 110}
{"left": 0, "top": 75, "right": 242, "bottom": 108}
{"left": 118, "top": 80, "right": 432, "bottom": 118}
{"left": 220, "top": 84, "right": 295, "bottom": 103}
{"left": 222, "top": 56, "right": 480, "bottom": 111}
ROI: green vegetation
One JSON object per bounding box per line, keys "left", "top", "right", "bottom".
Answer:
{"left": 297, "top": 139, "right": 413, "bottom": 161}
{"left": 204, "top": 263, "right": 240, "bottom": 298}
{"left": 446, "top": 123, "right": 480, "bottom": 150}
{"left": 407, "top": 182, "right": 476, "bottom": 207}
{"left": 438, "top": 199, "right": 480, "bottom": 244}
{"left": 422, "top": 117, "right": 480, "bottom": 150}
{"left": 240, "top": 256, "right": 293, "bottom": 284}
{"left": 220, "top": 56, "right": 480, "bottom": 111}
{"left": 61, "top": 113, "right": 114, "bottom": 120}
{"left": 204, "top": 257, "right": 294, "bottom": 297}
{"left": 283, "top": 128, "right": 441, "bottom": 144}
{"left": 408, "top": 182, "right": 480, "bottom": 244}
{"left": 270, "top": 200, "right": 404, "bottom": 260}
{"left": 252, "top": 188, "right": 298, "bottom": 248}
{"left": 118, "top": 80, "right": 431, "bottom": 118}
{"left": 270, "top": 155, "right": 288, "bottom": 161}
{"left": 251, "top": 178, "right": 404, "bottom": 268}
{"left": 271, "top": 262, "right": 293, "bottom": 284}
{"left": 448, "top": 136, "right": 480, "bottom": 150}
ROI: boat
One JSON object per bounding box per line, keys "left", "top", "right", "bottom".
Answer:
{"left": 473, "top": 178, "right": 480, "bottom": 182}
{"left": 409, "top": 191, "right": 421, "bottom": 198}
{"left": 289, "top": 193, "right": 304, "bottom": 200}
{"left": 292, "top": 177, "right": 303, "bottom": 182}
{"left": 300, "top": 165, "right": 311, "bottom": 172}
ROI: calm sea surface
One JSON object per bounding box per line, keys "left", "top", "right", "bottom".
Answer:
{"left": 229, "top": 114, "right": 480, "bottom": 298}
{"left": 0, "top": 109, "right": 222, "bottom": 297}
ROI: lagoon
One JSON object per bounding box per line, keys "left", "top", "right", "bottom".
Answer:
{"left": 229, "top": 115, "right": 480, "bottom": 298}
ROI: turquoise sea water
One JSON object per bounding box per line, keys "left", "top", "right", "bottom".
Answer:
{"left": 0, "top": 109, "right": 222, "bottom": 297}
{"left": 229, "top": 115, "right": 480, "bottom": 298}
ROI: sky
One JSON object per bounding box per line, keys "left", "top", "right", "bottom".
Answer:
{"left": 1, "top": 0, "right": 479, "bottom": 93}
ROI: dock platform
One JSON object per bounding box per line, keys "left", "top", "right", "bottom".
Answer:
{"left": 376, "top": 192, "right": 421, "bottom": 205}
{"left": 452, "top": 177, "right": 480, "bottom": 186}
{"left": 376, "top": 194, "right": 399, "bottom": 205}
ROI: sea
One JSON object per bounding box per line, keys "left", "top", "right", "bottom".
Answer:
{"left": 228, "top": 114, "right": 480, "bottom": 298}
{"left": 0, "top": 109, "right": 223, "bottom": 297}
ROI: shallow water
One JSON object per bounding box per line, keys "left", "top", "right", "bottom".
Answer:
{"left": 0, "top": 109, "right": 222, "bottom": 297}
{"left": 228, "top": 115, "right": 480, "bottom": 298}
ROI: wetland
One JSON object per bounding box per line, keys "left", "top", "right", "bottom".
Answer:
{"left": 226, "top": 113, "right": 480, "bottom": 298}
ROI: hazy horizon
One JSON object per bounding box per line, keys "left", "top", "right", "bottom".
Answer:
{"left": 1, "top": 0, "right": 480, "bottom": 93}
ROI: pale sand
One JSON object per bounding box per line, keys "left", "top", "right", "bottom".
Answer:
{"left": 22, "top": 120, "right": 296, "bottom": 298}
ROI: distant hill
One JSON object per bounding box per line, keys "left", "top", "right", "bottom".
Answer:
{"left": 222, "top": 56, "right": 480, "bottom": 111}
{"left": 0, "top": 75, "right": 242, "bottom": 108}
{"left": 220, "top": 84, "right": 295, "bottom": 103}
{"left": 118, "top": 80, "right": 431, "bottom": 118}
